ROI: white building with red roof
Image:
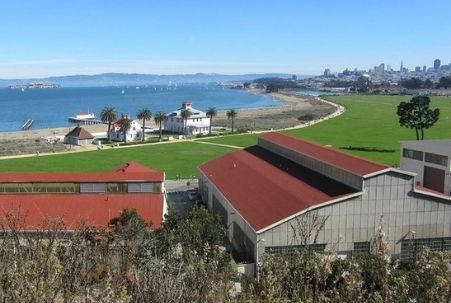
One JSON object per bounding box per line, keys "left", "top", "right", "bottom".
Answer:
{"left": 110, "top": 118, "right": 143, "bottom": 142}
{"left": 0, "top": 162, "right": 167, "bottom": 230}
{"left": 198, "top": 132, "right": 451, "bottom": 276}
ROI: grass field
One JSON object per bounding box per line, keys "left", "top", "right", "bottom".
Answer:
{"left": 0, "top": 142, "right": 234, "bottom": 179}
{"left": 1, "top": 95, "right": 450, "bottom": 176}
{"left": 282, "top": 95, "right": 451, "bottom": 166}
{"left": 199, "top": 95, "right": 451, "bottom": 166}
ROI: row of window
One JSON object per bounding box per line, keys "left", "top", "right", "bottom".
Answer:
{"left": 170, "top": 117, "right": 204, "bottom": 123}
{"left": 400, "top": 237, "right": 451, "bottom": 259}
{"left": 0, "top": 182, "right": 162, "bottom": 194}
{"left": 265, "top": 244, "right": 327, "bottom": 260}
{"left": 263, "top": 237, "right": 451, "bottom": 261}
{"left": 403, "top": 148, "right": 448, "bottom": 166}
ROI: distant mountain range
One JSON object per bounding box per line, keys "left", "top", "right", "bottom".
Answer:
{"left": 0, "top": 73, "right": 310, "bottom": 87}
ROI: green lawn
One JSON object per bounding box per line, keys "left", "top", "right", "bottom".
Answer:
{"left": 0, "top": 142, "right": 235, "bottom": 179}
{"left": 283, "top": 95, "right": 451, "bottom": 166}
{"left": 1, "top": 95, "right": 450, "bottom": 175}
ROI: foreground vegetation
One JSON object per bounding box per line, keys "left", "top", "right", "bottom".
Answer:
{"left": 1, "top": 207, "right": 449, "bottom": 302}
{"left": 1, "top": 95, "right": 451, "bottom": 175}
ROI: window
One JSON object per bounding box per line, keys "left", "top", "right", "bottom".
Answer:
{"left": 401, "top": 237, "right": 451, "bottom": 259}
{"left": 353, "top": 242, "right": 370, "bottom": 255}
{"left": 403, "top": 148, "right": 423, "bottom": 161}
{"left": 265, "top": 244, "right": 327, "bottom": 260}
{"left": 107, "top": 183, "right": 128, "bottom": 193}
{"left": 80, "top": 183, "right": 106, "bottom": 193}
{"left": 0, "top": 183, "right": 79, "bottom": 193}
{"left": 425, "top": 152, "right": 448, "bottom": 166}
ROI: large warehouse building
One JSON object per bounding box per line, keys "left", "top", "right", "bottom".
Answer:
{"left": 199, "top": 132, "right": 451, "bottom": 273}
{"left": 0, "top": 161, "right": 167, "bottom": 230}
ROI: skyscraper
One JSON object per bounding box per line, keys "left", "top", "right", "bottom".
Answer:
{"left": 434, "top": 59, "right": 441, "bottom": 70}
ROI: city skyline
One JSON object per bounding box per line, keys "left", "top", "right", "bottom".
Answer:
{"left": 1, "top": 0, "right": 451, "bottom": 78}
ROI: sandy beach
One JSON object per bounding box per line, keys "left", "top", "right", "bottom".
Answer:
{"left": 0, "top": 90, "right": 338, "bottom": 156}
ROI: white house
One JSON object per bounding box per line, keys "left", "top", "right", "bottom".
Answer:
{"left": 110, "top": 118, "right": 143, "bottom": 142}
{"left": 400, "top": 139, "right": 451, "bottom": 195}
{"left": 164, "top": 101, "right": 210, "bottom": 135}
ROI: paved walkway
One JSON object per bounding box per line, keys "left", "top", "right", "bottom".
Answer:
{"left": 191, "top": 140, "right": 243, "bottom": 149}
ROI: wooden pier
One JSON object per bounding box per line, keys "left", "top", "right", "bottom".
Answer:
{"left": 21, "top": 119, "right": 34, "bottom": 131}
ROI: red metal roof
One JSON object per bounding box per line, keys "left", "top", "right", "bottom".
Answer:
{"left": 261, "top": 133, "right": 388, "bottom": 177}
{"left": 0, "top": 193, "right": 164, "bottom": 230}
{"left": 0, "top": 162, "right": 164, "bottom": 183}
{"left": 199, "top": 146, "right": 357, "bottom": 231}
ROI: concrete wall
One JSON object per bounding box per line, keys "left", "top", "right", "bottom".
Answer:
{"left": 258, "top": 137, "right": 363, "bottom": 190}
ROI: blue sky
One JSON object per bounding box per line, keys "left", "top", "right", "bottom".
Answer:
{"left": 1, "top": 0, "right": 450, "bottom": 78}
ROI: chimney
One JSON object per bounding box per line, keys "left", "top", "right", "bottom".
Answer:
{"left": 182, "top": 100, "right": 192, "bottom": 109}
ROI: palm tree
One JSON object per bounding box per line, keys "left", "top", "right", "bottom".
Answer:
{"left": 137, "top": 108, "right": 152, "bottom": 141}
{"left": 154, "top": 112, "right": 167, "bottom": 141}
{"left": 206, "top": 107, "right": 217, "bottom": 135}
{"left": 118, "top": 115, "right": 132, "bottom": 143}
{"left": 180, "top": 109, "right": 192, "bottom": 135}
{"left": 226, "top": 109, "right": 237, "bottom": 133}
{"left": 100, "top": 107, "right": 117, "bottom": 142}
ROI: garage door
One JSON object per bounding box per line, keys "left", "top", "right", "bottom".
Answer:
{"left": 423, "top": 166, "right": 445, "bottom": 193}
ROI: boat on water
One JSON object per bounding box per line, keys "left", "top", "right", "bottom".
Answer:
{"left": 68, "top": 112, "right": 102, "bottom": 125}
{"left": 21, "top": 119, "right": 33, "bottom": 131}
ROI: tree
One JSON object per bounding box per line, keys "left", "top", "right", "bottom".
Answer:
{"left": 137, "top": 108, "right": 151, "bottom": 142}
{"left": 153, "top": 112, "right": 167, "bottom": 141}
{"left": 438, "top": 76, "right": 451, "bottom": 89}
{"left": 100, "top": 107, "right": 117, "bottom": 142}
{"left": 226, "top": 109, "right": 237, "bottom": 133}
{"left": 180, "top": 109, "right": 192, "bottom": 135}
{"left": 206, "top": 107, "right": 217, "bottom": 135}
{"left": 356, "top": 75, "right": 372, "bottom": 92}
{"left": 118, "top": 115, "right": 132, "bottom": 143}
{"left": 109, "top": 208, "right": 148, "bottom": 241}
{"left": 400, "top": 78, "right": 424, "bottom": 89}
{"left": 424, "top": 78, "right": 434, "bottom": 89}
{"left": 396, "top": 96, "right": 440, "bottom": 140}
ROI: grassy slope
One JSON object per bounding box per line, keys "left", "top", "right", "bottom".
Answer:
{"left": 1, "top": 95, "right": 450, "bottom": 175}
{"left": 0, "top": 142, "right": 235, "bottom": 179}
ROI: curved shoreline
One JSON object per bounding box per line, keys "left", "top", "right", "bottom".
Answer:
{"left": 0, "top": 92, "right": 345, "bottom": 158}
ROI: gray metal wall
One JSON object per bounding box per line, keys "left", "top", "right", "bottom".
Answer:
{"left": 259, "top": 171, "right": 451, "bottom": 259}
{"left": 258, "top": 137, "right": 363, "bottom": 190}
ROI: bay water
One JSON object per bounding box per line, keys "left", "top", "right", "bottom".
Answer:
{"left": 0, "top": 84, "right": 282, "bottom": 132}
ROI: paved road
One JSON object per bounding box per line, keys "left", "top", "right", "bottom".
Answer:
{"left": 165, "top": 179, "right": 200, "bottom": 216}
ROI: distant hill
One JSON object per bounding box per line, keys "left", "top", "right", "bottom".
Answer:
{"left": 0, "top": 73, "right": 311, "bottom": 87}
